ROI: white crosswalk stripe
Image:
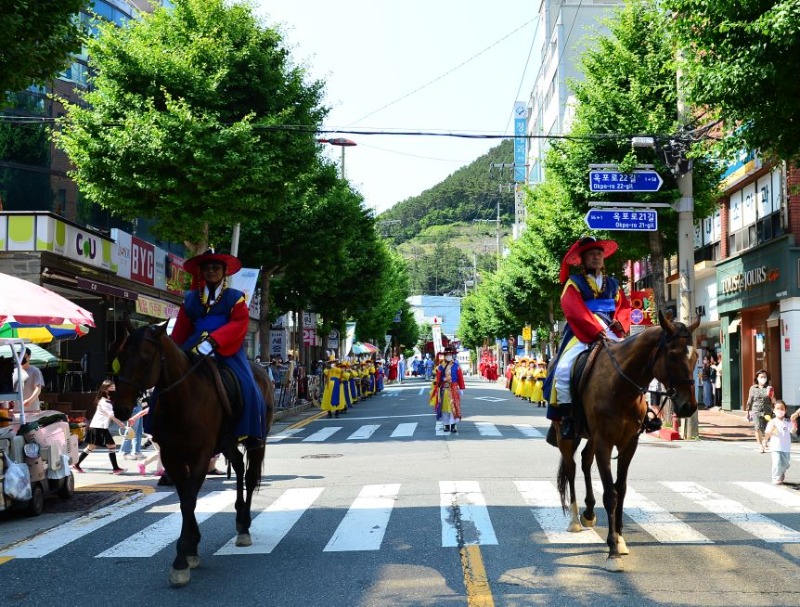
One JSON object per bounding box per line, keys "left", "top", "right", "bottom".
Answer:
{"left": 215, "top": 487, "right": 325, "bottom": 555}
{"left": 475, "top": 422, "right": 502, "bottom": 437}
{"left": 303, "top": 426, "right": 343, "bottom": 442}
{"left": 324, "top": 484, "right": 401, "bottom": 551}
{"left": 663, "top": 481, "right": 800, "bottom": 543}
{"left": 440, "top": 480, "right": 497, "bottom": 547}
{"left": 347, "top": 424, "right": 380, "bottom": 440}
{"left": 513, "top": 424, "right": 545, "bottom": 438}
{"left": 269, "top": 428, "right": 304, "bottom": 442}
{"left": 0, "top": 492, "right": 169, "bottom": 559}
{"left": 591, "top": 481, "right": 711, "bottom": 544}
{"left": 97, "top": 491, "right": 237, "bottom": 558}
{"left": 515, "top": 480, "right": 603, "bottom": 544}
{"left": 391, "top": 422, "right": 417, "bottom": 437}
{"left": 6, "top": 480, "right": 800, "bottom": 560}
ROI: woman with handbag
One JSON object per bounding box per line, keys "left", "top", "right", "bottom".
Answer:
{"left": 743, "top": 369, "right": 776, "bottom": 453}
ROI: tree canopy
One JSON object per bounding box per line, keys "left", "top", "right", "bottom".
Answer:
{"left": 57, "top": 0, "right": 326, "bottom": 249}
{"left": 460, "top": 0, "right": 722, "bottom": 348}
{"left": 0, "top": 0, "right": 88, "bottom": 98}
{"left": 666, "top": 0, "right": 800, "bottom": 161}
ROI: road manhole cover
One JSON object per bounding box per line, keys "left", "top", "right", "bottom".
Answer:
{"left": 302, "top": 453, "right": 343, "bottom": 459}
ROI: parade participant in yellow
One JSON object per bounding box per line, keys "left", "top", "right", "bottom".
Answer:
{"left": 532, "top": 359, "right": 547, "bottom": 407}
{"left": 522, "top": 359, "right": 536, "bottom": 402}
{"left": 321, "top": 361, "right": 346, "bottom": 418}
{"left": 514, "top": 357, "right": 527, "bottom": 398}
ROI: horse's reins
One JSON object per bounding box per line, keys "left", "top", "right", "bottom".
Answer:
{"left": 116, "top": 331, "right": 207, "bottom": 397}
{"left": 600, "top": 326, "right": 695, "bottom": 432}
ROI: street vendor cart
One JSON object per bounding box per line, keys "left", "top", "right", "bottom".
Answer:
{"left": 1, "top": 338, "right": 79, "bottom": 516}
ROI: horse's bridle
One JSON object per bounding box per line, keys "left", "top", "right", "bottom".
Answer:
{"left": 600, "top": 325, "right": 696, "bottom": 405}
{"left": 116, "top": 328, "right": 205, "bottom": 397}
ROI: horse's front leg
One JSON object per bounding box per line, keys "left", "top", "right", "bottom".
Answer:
{"left": 240, "top": 443, "right": 265, "bottom": 542}
{"left": 594, "top": 438, "right": 622, "bottom": 572}
{"left": 580, "top": 438, "right": 596, "bottom": 528}
{"left": 613, "top": 436, "right": 640, "bottom": 557}
{"left": 169, "top": 468, "right": 205, "bottom": 587}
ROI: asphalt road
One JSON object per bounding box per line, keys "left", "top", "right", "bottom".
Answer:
{"left": 2, "top": 376, "right": 800, "bottom": 606}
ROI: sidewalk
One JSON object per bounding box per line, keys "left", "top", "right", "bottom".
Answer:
{"left": 697, "top": 407, "right": 753, "bottom": 442}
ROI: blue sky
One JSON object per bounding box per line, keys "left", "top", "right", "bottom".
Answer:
{"left": 255, "top": 1, "right": 539, "bottom": 214}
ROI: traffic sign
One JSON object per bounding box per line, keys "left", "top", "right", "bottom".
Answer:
{"left": 589, "top": 169, "right": 663, "bottom": 192}
{"left": 584, "top": 209, "right": 658, "bottom": 231}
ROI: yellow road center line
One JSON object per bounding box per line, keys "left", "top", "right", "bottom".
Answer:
{"left": 0, "top": 556, "right": 13, "bottom": 566}
{"left": 461, "top": 544, "right": 495, "bottom": 607}
{"left": 284, "top": 410, "right": 327, "bottom": 430}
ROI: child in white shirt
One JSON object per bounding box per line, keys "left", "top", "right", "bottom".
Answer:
{"left": 764, "top": 400, "right": 792, "bottom": 484}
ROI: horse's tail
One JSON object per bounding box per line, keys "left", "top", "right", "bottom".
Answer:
{"left": 557, "top": 456, "right": 569, "bottom": 513}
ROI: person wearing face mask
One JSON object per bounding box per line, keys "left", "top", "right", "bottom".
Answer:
{"left": 743, "top": 369, "right": 776, "bottom": 453}
{"left": 431, "top": 346, "right": 465, "bottom": 433}
{"left": 763, "top": 400, "right": 792, "bottom": 484}
{"left": 543, "top": 236, "right": 631, "bottom": 445}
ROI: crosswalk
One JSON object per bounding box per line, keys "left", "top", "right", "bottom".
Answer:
{"left": 3, "top": 480, "right": 800, "bottom": 560}
{"left": 269, "top": 421, "right": 546, "bottom": 443}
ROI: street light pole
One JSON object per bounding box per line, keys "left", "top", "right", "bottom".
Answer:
{"left": 317, "top": 137, "right": 357, "bottom": 179}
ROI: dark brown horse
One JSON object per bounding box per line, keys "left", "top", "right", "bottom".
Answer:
{"left": 111, "top": 318, "right": 273, "bottom": 587}
{"left": 554, "top": 311, "right": 699, "bottom": 571}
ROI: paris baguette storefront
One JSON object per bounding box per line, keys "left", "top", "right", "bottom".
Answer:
{"left": 716, "top": 234, "right": 800, "bottom": 411}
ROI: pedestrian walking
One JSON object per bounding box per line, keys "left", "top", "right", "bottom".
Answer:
{"left": 700, "top": 355, "right": 713, "bottom": 408}
{"left": 72, "top": 379, "right": 125, "bottom": 474}
{"left": 430, "top": 345, "right": 465, "bottom": 433}
{"left": 763, "top": 400, "right": 792, "bottom": 484}
{"left": 711, "top": 356, "right": 723, "bottom": 408}
{"left": 119, "top": 396, "right": 148, "bottom": 460}
{"left": 743, "top": 369, "right": 776, "bottom": 453}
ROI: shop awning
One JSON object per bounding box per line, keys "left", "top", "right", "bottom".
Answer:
{"left": 766, "top": 308, "right": 781, "bottom": 327}
{"left": 728, "top": 317, "right": 741, "bottom": 333}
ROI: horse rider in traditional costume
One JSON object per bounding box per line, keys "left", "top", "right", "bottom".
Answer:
{"left": 544, "top": 236, "right": 631, "bottom": 444}
{"left": 171, "top": 248, "right": 267, "bottom": 447}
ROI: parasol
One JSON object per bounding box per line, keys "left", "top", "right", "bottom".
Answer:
{"left": 0, "top": 342, "right": 59, "bottom": 367}
{"left": 0, "top": 272, "right": 95, "bottom": 343}
{"left": 351, "top": 342, "right": 379, "bottom": 355}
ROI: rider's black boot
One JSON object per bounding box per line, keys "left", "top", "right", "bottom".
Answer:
{"left": 545, "top": 424, "right": 558, "bottom": 447}
{"left": 559, "top": 403, "right": 575, "bottom": 440}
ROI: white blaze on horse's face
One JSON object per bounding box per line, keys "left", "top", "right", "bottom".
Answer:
{"left": 686, "top": 345, "right": 696, "bottom": 361}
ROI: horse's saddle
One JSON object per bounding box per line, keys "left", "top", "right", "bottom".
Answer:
{"left": 217, "top": 365, "right": 244, "bottom": 421}
{"left": 569, "top": 341, "right": 605, "bottom": 437}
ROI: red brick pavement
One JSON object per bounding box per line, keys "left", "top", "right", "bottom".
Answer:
{"left": 697, "top": 407, "right": 753, "bottom": 442}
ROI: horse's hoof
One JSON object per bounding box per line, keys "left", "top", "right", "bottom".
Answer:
{"left": 187, "top": 555, "right": 201, "bottom": 569}
{"left": 617, "top": 536, "right": 630, "bottom": 555}
{"left": 169, "top": 567, "right": 191, "bottom": 587}
{"left": 235, "top": 533, "right": 252, "bottom": 547}
{"left": 580, "top": 514, "right": 596, "bottom": 528}
{"left": 605, "top": 556, "right": 624, "bottom": 572}
{"left": 567, "top": 521, "right": 583, "bottom": 533}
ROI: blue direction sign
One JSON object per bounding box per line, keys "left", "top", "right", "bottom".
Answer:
{"left": 589, "top": 169, "right": 663, "bottom": 192}
{"left": 585, "top": 209, "right": 658, "bottom": 231}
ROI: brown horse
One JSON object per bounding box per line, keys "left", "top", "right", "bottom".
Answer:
{"left": 111, "top": 318, "right": 273, "bottom": 587}
{"left": 555, "top": 311, "right": 699, "bottom": 571}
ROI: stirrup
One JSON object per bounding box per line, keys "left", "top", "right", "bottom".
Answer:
{"left": 560, "top": 417, "right": 575, "bottom": 440}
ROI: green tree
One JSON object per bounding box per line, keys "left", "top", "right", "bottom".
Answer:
{"left": 666, "top": 0, "right": 800, "bottom": 161}
{"left": 57, "top": 0, "right": 326, "bottom": 251}
{"left": 546, "top": 0, "right": 720, "bottom": 313}
{"left": 0, "top": 0, "right": 88, "bottom": 97}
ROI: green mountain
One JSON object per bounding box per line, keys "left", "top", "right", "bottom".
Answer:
{"left": 377, "top": 139, "right": 517, "bottom": 296}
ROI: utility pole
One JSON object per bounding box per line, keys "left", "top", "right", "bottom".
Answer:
{"left": 675, "top": 50, "right": 698, "bottom": 440}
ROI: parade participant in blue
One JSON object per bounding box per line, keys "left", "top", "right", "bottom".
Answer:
{"left": 543, "top": 236, "right": 631, "bottom": 444}
{"left": 171, "top": 248, "right": 267, "bottom": 445}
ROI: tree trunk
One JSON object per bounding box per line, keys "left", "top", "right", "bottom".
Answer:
{"left": 258, "top": 270, "right": 274, "bottom": 361}
{"left": 648, "top": 230, "right": 667, "bottom": 315}
{"left": 647, "top": 230, "right": 673, "bottom": 422}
